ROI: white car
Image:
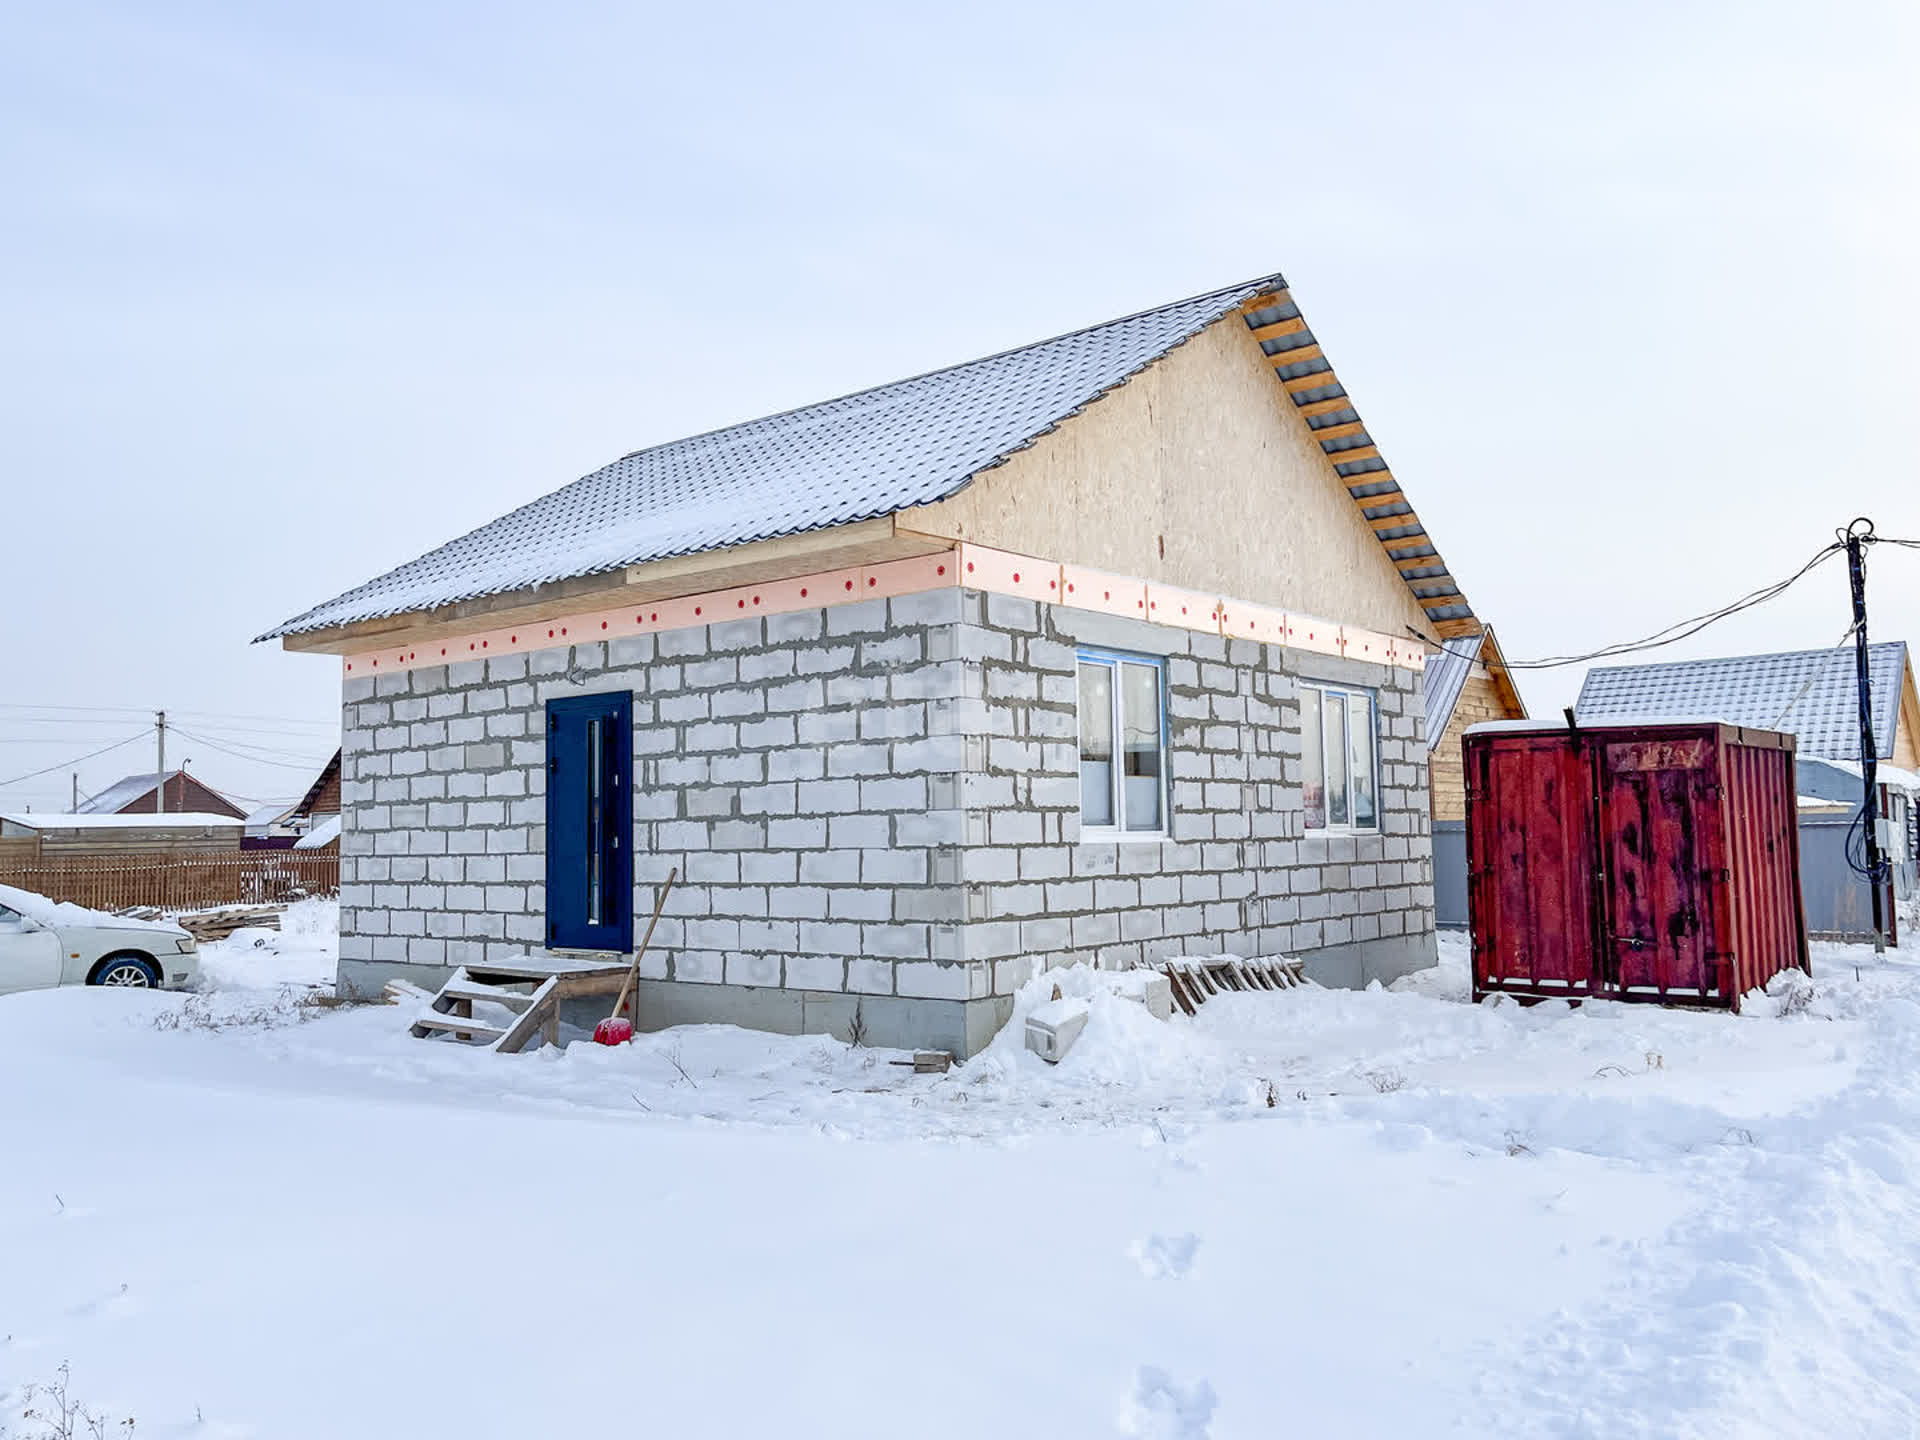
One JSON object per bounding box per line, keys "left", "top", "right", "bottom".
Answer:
{"left": 0, "top": 884, "right": 200, "bottom": 995}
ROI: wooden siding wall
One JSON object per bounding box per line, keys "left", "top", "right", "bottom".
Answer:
{"left": 902, "top": 315, "right": 1431, "bottom": 640}
{"left": 1432, "top": 671, "right": 1512, "bottom": 822}
{"left": 31, "top": 827, "right": 245, "bottom": 857}
{"left": 107, "top": 772, "right": 248, "bottom": 820}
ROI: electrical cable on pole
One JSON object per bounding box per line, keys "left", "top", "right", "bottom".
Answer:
{"left": 156, "top": 710, "right": 166, "bottom": 814}
{"left": 1841, "top": 518, "right": 1887, "bottom": 953}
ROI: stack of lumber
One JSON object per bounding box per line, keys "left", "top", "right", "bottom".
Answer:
{"left": 120, "top": 904, "right": 286, "bottom": 942}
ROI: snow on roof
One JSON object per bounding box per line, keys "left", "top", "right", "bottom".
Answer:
{"left": 1422, "top": 634, "right": 1485, "bottom": 752}
{"left": 1576, "top": 642, "right": 1909, "bottom": 762}
{"left": 258, "top": 276, "right": 1284, "bottom": 639}
{"left": 294, "top": 814, "right": 341, "bottom": 849}
{"left": 0, "top": 811, "right": 246, "bottom": 831}
{"left": 75, "top": 772, "right": 168, "bottom": 814}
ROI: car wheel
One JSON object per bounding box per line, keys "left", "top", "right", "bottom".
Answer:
{"left": 92, "top": 954, "right": 161, "bottom": 988}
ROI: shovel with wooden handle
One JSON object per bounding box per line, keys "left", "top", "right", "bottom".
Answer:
{"left": 594, "top": 867, "right": 677, "bottom": 1046}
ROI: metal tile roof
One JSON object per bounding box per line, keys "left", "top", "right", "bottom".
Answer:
{"left": 1422, "top": 633, "right": 1485, "bottom": 751}
{"left": 260, "top": 276, "right": 1286, "bottom": 640}
{"left": 1575, "top": 642, "right": 1910, "bottom": 761}
{"left": 75, "top": 773, "right": 169, "bottom": 814}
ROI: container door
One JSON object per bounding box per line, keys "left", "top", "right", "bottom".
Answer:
{"left": 1468, "top": 735, "right": 1599, "bottom": 998}
{"left": 1598, "top": 738, "right": 1717, "bottom": 1000}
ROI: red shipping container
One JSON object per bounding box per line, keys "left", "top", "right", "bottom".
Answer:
{"left": 1464, "top": 720, "right": 1809, "bottom": 1009}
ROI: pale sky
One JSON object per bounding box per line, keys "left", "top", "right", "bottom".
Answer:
{"left": 4, "top": 0, "right": 1917, "bottom": 811}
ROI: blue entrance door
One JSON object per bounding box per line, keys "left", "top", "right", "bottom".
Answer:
{"left": 545, "top": 693, "right": 633, "bottom": 952}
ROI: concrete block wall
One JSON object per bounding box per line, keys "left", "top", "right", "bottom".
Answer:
{"left": 334, "top": 585, "right": 1436, "bottom": 1052}
{"left": 943, "top": 593, "right": 1436, "bottom": 994}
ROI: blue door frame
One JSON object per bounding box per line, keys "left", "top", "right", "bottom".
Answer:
{"left": 545, "top": 693, "right": 633, "bottom": 952}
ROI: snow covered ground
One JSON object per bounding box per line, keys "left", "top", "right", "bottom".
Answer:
{"left": 5, "top": 908, "right": 1920, "bottom": 1438}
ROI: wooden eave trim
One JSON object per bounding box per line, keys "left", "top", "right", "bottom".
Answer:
{"left": 1312, "top": 419, "right": 1370, "bottom": 442}
{"left": 282, "top": 516, "right": 944, "bottom": 656}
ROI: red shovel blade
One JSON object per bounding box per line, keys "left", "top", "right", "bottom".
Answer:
{"left": 593, "top": 1016, "right": 634, "bottom": 1046}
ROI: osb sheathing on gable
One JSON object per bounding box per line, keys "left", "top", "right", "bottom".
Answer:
{"left": 900, "top": 313, "right": 1432, "bottom": 640}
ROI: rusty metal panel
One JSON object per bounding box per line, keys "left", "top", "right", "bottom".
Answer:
{"left": 1466, "top": 729, "right": 1599, "bottom": 999}
{"left": 1466, "top": 720, "right": 1808, "bottom": 1010}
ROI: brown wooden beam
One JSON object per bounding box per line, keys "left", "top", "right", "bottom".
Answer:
{"left": 1262, "top": 343, "right": 1324, "bottom": 371}
{"left": 1327, "top": 444, "right": 1382, "bottom": 465}
{"left": 1312, "top": 419, "right": 1369, "bottom": 442}
{"left": 1295, "top": 394, "right": 1359, "bottom": 419}
{"left": 1282, "top": 367, "right": 1340, "bottom": 394}
{"left": 1247, "top": 317, "right": 1309, "bottom": 345}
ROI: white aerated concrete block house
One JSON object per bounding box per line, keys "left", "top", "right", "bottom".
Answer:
{"left": 261, "top": 272, "right": 1484, "bottom": 1056}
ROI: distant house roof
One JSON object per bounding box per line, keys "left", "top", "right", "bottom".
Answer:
{"left": 294, "top": 750, "right": 341, "bottom": 818}
{"left": 1576, "top": 642, "right": 1911, "bottom": 761}
{"left": 259, "top": 273, "right": 1477, "bottom": 642}
{"left": 76, "top": 769, "right": 247, "bottom": 819}
{"left": 294, "top": 814, "right": 341, "bottom": 849}
{"left": 2, "top": 812, "right": 246, "bottom": 831}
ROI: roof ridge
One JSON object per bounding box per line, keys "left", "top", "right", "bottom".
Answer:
{"left": 1585, "top": 639, "right": 1906, "bottom": 675}
{"left": 604, "top": 272, "right": 1288, "bottom": 464}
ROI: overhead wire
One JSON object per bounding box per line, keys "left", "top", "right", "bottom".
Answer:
{"left": 166, "top": 725, "right": 334, "bottom": 773}
{"left": 0, "top": 731, "right": 151, "bottom": 791}
{"left": 1502, "top": 541, "right": 1845, "bottom": 672}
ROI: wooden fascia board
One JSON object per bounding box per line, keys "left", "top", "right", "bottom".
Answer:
{"left": 1898, "top": 658, "right": 1920, "bottom": 761}
{"left": 1478, "top": 626, "right": 1528, "bottom": 719}
{"left": 281, "top": 516, "right": 945, "bottom": 656}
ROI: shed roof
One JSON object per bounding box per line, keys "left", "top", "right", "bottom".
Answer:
{"left": 260, "top": 273, "right": 1478, "bottom": 644}
{"left": 1, "top": 812, "right": 245, "bottom": 831}
{"left": 1422, "top": 634, "right": 1484, "bottom": 751}
{"left": 1575, "top": 642, "right": 1910, "bottom": 762}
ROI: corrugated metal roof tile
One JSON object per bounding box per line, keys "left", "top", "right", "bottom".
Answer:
{"left": 260, "top": 276, "right": 1284, "bottom": 640}
{"left": 1574, "top": 642, "right": 1909, "bottom": 761}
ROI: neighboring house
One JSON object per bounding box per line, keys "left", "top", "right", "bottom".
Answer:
{"left": 0, "top": 812, "right": 247, "bottom": 855}
{"left": 1423, "top": 630, "right": 1526, "bottom": 927}
{"left": 244, "top": 800, "right": 303, "bottom": 849}
{"left": 1577, "top": 642, "right": 1920, "bottom": 941}
{"left": 78, "top": 769, "right": 247, "bottom": 820}
{"left": 260, "top": 273, "right": 1481, "bottom": 1055}
{"left": 290, "top": 750, "right": 342, "bottom": 829}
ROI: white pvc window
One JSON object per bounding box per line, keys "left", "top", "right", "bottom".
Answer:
{"left": 1077, "top": 650, "right": 1166, "bottom": 837}
{"left": 1302, "top": 684, "right": 1378, "bottom": 833}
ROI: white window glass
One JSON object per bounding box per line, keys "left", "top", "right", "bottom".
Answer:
{"left": 1121, "top": 662, "right": 1163, "bottom": 833}
{"left": 1324, "top": 692, "right": 1350, "bottom": 828}
{"left": 1304, "top": 685, "right": 1379, "bottom": 834}
{"left": 1301, "top": 693, "right": 1325, "bottom": 830}
{"left": 1349, "top": 694, "right": 1377, "bottom": 830}
{"left": 1078, "top": 661, "right": 1115, "bottom": 827}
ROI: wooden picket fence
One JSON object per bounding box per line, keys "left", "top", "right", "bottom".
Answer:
{"left": 0, "top": 849, "right": 339, "bottom": 914}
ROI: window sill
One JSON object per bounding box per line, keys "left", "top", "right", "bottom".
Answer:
{"left": 1076, "top": 827, "right": 1171, "bottom": 844}
{"left": 1306, "top": 827, "right": 1382, "bottom": 839}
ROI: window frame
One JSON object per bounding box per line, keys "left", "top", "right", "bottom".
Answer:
{"left": 1301, "top": 682, "right": 1381, "bottom": 836}
{"left": 1074, "top": 646, "right": 1170, "bottom": 842}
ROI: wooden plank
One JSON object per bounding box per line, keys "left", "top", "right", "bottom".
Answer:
{"left": 1247, "top": 317, "right": 1309, "bottom": 344}
{"left": 438, "top": 982, "right": 539, "bottom": 1012}
{"left": 1295, "top": 394, "right": 1359, "bottom": 419}
{"left": 1312, "top": 420, "right": 1369, "bottom": 442}
{"left": 412, "top": 1013, "right": 506, "bottom": 1040}
{"left": 1282, "top": 367, "right": 1339, "bottom": 393}
{"left": 1261, "top": 343, "right": 1323, "bottom": 371}
{"left": 493, "top": 978, "right": 560, "bottom": 1054}
{"left": 1330, "top": 446, "right": 1383, "bottom": 466}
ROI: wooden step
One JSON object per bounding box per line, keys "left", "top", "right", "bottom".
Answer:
{"left": 412, "top": 1012, "right": 506, "bottom": 1040}
{"left": 437, "top": 982, "right": 540, "bottom": 1013}
{"left": 463, "top": 959, "right": 627, "bottom": 983}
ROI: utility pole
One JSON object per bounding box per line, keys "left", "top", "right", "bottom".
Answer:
{"left": 155, "top": 709, "right": 166, "bottom": 815}
{"left": 1843, "top": 518, "right": 1885, "bottom": 953}
{"left": 71, "top": 773, "right": 78, "bottom": 811}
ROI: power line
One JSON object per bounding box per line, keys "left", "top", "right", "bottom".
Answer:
{"left": 1503, "top": 541, "right": 1845, "bottom": 672}
{"left": 167, "top": 725, "right": 332, "bottom": 773}
{"left": 0, "top": 731, "right": 150, "bottom": 791}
